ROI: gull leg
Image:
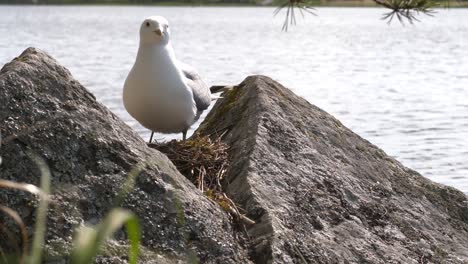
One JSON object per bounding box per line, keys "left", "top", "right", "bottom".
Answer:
{"left": 149, "top": 131, "right": 154, "bottom": 144}
{"left": 182, "top": 130, "right": 187, "bottom": 141}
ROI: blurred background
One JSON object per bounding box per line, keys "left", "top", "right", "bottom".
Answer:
{"left": 0, "top": 4, "right": 467, "bottom": 193}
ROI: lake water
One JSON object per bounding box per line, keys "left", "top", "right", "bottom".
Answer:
{"left": 0, "top": 6, "right": 467, "bottom": 193}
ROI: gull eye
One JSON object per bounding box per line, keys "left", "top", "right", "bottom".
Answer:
{"left": 145, "top": 22, "right": 150, "bottom": 27}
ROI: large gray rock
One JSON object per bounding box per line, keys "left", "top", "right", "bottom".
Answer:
{"left": 2, "top": 48, "right": 468, "bottom": 264}
{"left": 0, "top": 48, "right": 251, "bottom": 263}
{"left": 196, "top": 76, "right": 468, "bottom": 263}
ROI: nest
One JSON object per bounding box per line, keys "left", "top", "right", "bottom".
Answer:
{"left": 149, "top": 136, "right": 254, "bottom": 226}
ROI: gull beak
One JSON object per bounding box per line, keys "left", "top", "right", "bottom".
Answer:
{"left": 154, "top": 29, "right": 162, "bottom": 36}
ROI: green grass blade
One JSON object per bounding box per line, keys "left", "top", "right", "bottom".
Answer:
{"left": 125, "top": 213, "right": 141, "bottom": 264}
{"left": 71, "top": 208, "right": 141, "bottom": 264}
{"left": 71, "top": 226, "right": 98, "bottom": 264}
{"left": 27, "top": 154, "right": 50, "bottom": 264}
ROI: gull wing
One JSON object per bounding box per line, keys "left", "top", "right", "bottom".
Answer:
{"left": 178, "top": 61, "right": 211, "bottom": 112}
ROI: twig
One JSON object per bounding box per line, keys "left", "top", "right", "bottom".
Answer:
{"left": 223, "top": 194, "right": 255, "bottom": 226}
{"left": 149, "top": 136, "right": 256, "bottom": 232}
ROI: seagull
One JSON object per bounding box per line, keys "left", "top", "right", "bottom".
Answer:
{"left": 123, "top": 16, "right": 211, "bottom": 143}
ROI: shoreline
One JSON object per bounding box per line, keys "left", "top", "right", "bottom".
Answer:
{"left": 1, "top": 2, "right": 467, "bottom": 7}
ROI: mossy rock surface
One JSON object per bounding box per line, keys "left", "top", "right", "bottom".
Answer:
{"left": 196, "top": 75, "right": 468, "bottom": 263}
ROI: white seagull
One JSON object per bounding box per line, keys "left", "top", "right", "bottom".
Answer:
{"left": 123, "top": 16, "right": 211, "bottom": 142}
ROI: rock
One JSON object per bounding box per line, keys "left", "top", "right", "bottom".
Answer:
{"left": 2, "top": 48, "right": 468, "bottom": 264}
{"left": 0, "top": 48, "right": 251, "bottom": 263}
{"left": 196, "top": 76, "right": 468, "bottom": 263}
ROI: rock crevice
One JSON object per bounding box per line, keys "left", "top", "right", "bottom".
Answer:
{"left": 196, "top": 75, "right": 468, "bottom": 263}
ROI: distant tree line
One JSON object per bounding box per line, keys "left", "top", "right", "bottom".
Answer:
{"left": 0, "top": 0, "right": 465, "bottom": 4}
{"left": 0, "top": 0, "right": 260, "bottom": 4}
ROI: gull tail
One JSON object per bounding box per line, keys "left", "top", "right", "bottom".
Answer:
{"left": 210, "top": 85, "right": 234, "bottom": 94}
{"left": 211, "top": 94, "right": 222, "bottom": 101}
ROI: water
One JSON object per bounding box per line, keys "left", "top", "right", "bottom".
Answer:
{"left": 0, "top": 6, "right": 467, "bottom": 193}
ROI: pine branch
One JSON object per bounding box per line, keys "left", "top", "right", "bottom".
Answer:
{"left": 274, "top": 0, "right": 316, "bottom": 31}
{"left": 275, "top": 0, "right": 458, "bottom": 30}
{"left": 374, "top": 0, "right": 437, "bottom": 24}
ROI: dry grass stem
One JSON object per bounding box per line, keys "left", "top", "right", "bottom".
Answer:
{"left": 0, "top": 205, "right": 28, "bottom": 263}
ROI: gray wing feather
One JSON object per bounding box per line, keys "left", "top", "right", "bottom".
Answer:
{"left": 179, "top": 62, "right": 211, "bottom": 112}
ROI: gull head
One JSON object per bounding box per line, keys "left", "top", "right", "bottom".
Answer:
{"left": 140, "top": 16, "right": 171, "bottom": 45}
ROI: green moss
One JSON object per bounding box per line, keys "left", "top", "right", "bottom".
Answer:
{"left": 274, "top": 87, "right": 287, "bottom": 99}
{"left": 174, "top": 197, "right": 186, "bottom": 227}
{"left": 432, "top": 246, "right": 449, "bottom": 260}
{"left": 355, "top": 144, "right": 366, "bottom": 152}
{"left": 423, "top": 184, "right": 468, "bottom": 230}
{"left": 216, "top": 88, "right": 243, "bottom": 114}
{"left": 374, "top": 149, "right": 385, "bottom": 159}
{"left": 14, "top": 56, "right": 28, "bottom": 62}
{"left": 199, "top": 87, "right": 244, "bottom": 131}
